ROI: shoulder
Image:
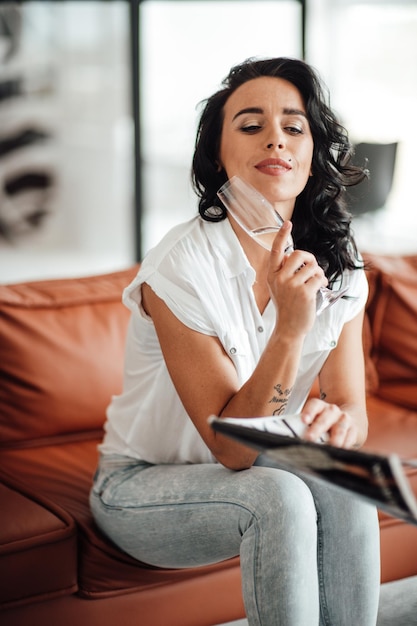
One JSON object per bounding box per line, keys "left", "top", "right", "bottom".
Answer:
{"left": 122, "top": 217, "right": 205, "bottom": 310}
{"left": 142, "top": 216, "right": 246, "bottom": 286}
{"left": 122, "top": 217, "right": 243, "bottom": 333}
{"left": 144, "top": 217, "right": 204, "bottom": 268}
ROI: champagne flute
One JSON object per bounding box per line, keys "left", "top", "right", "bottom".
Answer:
{"left": 217, "top": 176, "right": 349, "bottom": 315}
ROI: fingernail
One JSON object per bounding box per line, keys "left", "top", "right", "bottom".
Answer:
{"left": 303, "top": 413, "right": 313, "bottom": 424}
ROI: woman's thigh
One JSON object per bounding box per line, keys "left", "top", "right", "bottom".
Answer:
{"left": 90, "top": 455, "right": 317, "bottom": 568}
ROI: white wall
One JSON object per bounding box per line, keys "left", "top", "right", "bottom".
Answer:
{"left": 1, "top": 1, "right": 415, "bottom": 284}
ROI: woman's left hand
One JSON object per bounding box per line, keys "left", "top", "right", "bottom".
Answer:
{"left": 300, "top": 397, "right": 359, "bottom": 449}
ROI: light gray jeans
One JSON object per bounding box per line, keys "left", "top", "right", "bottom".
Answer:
{"left": 90, "top": 454, "right": 380, "bottom": 626}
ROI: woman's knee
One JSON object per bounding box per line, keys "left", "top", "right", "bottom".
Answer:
{"left": 237, "top": 466, "right": 317, "bottom": 529}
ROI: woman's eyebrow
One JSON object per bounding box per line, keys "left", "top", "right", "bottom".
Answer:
{"left": 283, "top": 107, "right": 307, "bottom": 119}
{"left": 232, "top": 107, "right": 263, "bottom": 121}
{"left": 232, "top": 106, "right": 307, "bottom": 122}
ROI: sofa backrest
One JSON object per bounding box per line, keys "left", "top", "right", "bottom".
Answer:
{"left": 1, "top": 255, "right": 415, "bottom": 448}
{"left": 363, "top": 253, "right": 417, "bottom": 411}
{"left": 0, "top": 266, "right": 138, "bottom": 449}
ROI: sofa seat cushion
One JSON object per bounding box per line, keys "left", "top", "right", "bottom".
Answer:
{"left": 365, "top": 394, "right": 417, "bottom": 515}
{"left": 365, "top": 395, "right": 417, "bottom": 459}
{"left": 378, "top": 514, "right": 417, "bottom": 583}
{"left": 0, "top": 479, "right": 77, "bottom": 609}
{"left": 364, "top": 394, "right": 417, "bottom": 582}
{"left": 0, "top": 440, "right": 241, "bottom": 600}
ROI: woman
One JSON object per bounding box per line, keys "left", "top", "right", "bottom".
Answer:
{"left": 90, "top": 57, "right": 380, "bottom": 625}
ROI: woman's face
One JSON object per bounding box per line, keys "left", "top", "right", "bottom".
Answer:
{"left": 219, "top": 76, "right": 314, "bottom": 220}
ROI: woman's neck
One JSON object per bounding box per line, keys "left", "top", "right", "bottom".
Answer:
{"left": 228, "top": 217, "right": 271, "bottom": 315}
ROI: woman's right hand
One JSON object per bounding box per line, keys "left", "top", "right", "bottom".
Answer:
{"left": 267, "top": 221, "right": 328, "bottom": 336}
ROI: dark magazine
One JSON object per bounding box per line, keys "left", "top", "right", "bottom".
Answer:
{"left": 209, "top": 415, "right": 417, "bottom": 526}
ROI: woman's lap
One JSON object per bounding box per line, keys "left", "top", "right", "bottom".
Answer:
{"left": 90, "top": 454, "right": 380, "bottom": 625}
{"left": 90, "top": 455, "right": 317, "bottom": 568}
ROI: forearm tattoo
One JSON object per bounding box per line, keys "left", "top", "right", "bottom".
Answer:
{"left": 320, "top": 390, "right": 327, "bottom": 401}
{"left": 269, "top": 383, "right": 293, "bottom": 416}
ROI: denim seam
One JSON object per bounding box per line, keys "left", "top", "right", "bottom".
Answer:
{"left": 247, "top": 515, "right": 262, "bottom": 626}
{"left": 94, "top": 495, "right": 264, "bottom": 624}
{"left": 96, "top": 494, "right": 263, "bottom": 516}
{"left": 316, "top": 509, "right": 331, "bottom": 626}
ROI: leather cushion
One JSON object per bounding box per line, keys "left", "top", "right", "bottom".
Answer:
{"left": 364, "top": 394, "right": 417, "bottom": 582}
{"left": 0, "top": 267, "right": 138, "bottom": 447}
{"left": 363, "top": 254, "right": 417, "bottom": 411}
{"left": 0, "top": 441, "right": 242, "bottom": 600}
{"left": 0, "top": 478, "right": 77, "bottom": 608}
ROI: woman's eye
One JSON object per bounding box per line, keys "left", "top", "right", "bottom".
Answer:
{"left": 285, "top": 126, "right": 303, "bottom": 135}
{"left": 240, "top": 124, "right": 262, "bottom": 133}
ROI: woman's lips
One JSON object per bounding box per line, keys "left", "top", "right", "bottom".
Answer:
{"left": 255, "top": 158, "right": 292, "bottom": 175}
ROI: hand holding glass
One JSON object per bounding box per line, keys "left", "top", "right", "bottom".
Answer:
{"left": 217, "top": 176, "right": 349, "bottom": 315}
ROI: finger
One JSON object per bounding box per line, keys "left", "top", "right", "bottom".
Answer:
{"left": 329, "top": 415, "right": 351, "bottom": 447}
{"left": 283, "top": 251, "right": 324, "bottom": 282}
{"left": 309, "top": 272, "right": 329, "bottom": 290}
{"left": 270, "top": 221, "right": 293, "bottom": 264}
{"left": 304, "top": 403, "right": 340, "bottom": 441}
{"left": 301, "top": 397, "right": 325, "bottom": 425}
{"left": 344, "top": 428, "right": 359, "bottom": 450}
{"left": 285, "top": 261, "right": 329, "bottom": 305}
{"left": 331, "top": 414, "right": 350, "bottom": 441}
{"left": 302, "top": 400, "right": 357, "bottom": 448}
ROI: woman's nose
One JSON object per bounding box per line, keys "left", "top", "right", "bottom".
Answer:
{"left": 266, "top": 132, "right": 286, "bottom": 150}
{"left": 267, "top": 141, "right": 285, "bottom": 149}
{"left": 265, "top": 119, "right": 287, "bottom": 150}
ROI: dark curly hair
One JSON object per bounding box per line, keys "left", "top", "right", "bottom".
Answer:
{"left": 191, "top": 57, "right": 367, "bottom": 286}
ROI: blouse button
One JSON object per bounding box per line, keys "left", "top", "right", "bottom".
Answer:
{"left": 230, "top": 347, "right": 237, "bottom": 355}
{"left": 330, "top": 340, "right": 336, "bottom": 347}
{"left": 257, "top": 326, "right": 264, "bottom": 333}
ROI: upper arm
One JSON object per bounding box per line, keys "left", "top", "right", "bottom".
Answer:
{"left": 141, "top": 282, "right": 257, "bottom": 468}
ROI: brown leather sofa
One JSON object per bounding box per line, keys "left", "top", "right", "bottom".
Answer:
{"left": 1, "top": 252, "right": 417, "bottom": 626}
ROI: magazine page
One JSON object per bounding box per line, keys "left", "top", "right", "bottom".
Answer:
{"left": 209, "top": 415, "right": 417, "bottom": 526}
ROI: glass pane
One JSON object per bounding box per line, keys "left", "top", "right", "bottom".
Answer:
{"left": 140, "top": 0, "right": 302, "bottom": 253}
{"left": 0, "top": 2, "right": 133, "bottom": 281}
{"left": 308, "top": 1, "right": 417, "bottom": 252}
